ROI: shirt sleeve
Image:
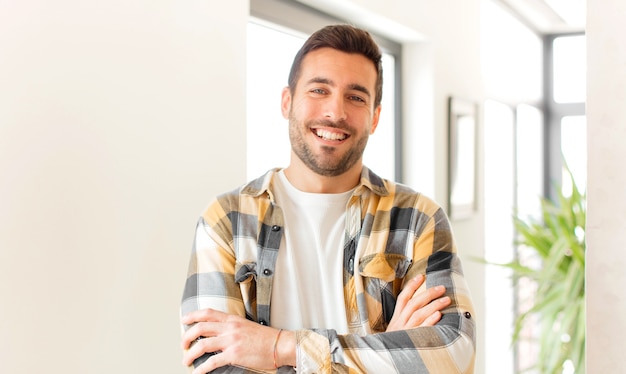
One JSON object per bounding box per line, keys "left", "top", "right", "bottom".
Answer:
{"left": 181, "top": 193, "right": 292, "bottom": 374}
{"left": 180, "top": 199, "right": 250, "bottom": 373}
{"left": 181, "top": 213, "right": 245, "bottom": 319}
{"left": 294, "top": 203, "right": 476, "bottom": 373}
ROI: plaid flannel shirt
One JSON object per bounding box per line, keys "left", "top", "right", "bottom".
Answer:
{"left": 181, "top": 167, "right": 476, "bottom": 373}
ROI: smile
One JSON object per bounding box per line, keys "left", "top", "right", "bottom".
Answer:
{"left": 313, "top": 128, "right": 349, "bottom": 141}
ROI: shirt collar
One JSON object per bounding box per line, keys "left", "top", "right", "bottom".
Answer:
{"left": 240, "top": 166, "right": 390, "bottom": 199}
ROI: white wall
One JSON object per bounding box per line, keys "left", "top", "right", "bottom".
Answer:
{"left": 0, "top": 0, "right": 486, "bottom": 373}
{"left": 586, "top": 0, "right": 626, "bottom": 372}
{"left": 0, "top": 1, "right": 247, "bottom": 373}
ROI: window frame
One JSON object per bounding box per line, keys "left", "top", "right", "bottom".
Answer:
{"left": 542, "top": 32, "right": 586, "bottom": 200}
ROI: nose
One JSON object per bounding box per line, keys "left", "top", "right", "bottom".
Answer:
{"left": 323, "top": 95, "right": 347, "bottom": 121}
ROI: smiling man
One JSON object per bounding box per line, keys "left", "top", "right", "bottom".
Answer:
{"left": 180, "top": 24, "right": 476, "bottom": 374}
{"left": 284, "top": 49, "right": 379, "bottom": 184}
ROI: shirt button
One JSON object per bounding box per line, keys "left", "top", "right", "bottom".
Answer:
{"left": 271, "top": 225, "right": 281, "bottom": 231}
{"left": 464, "top": 311, "right": 472, "bottom": 319}
{"left": 259, "top": 320, "right": 267, "bottom": 325}
{"left": 263, "top": 269, "right": 272, "bottom": 276}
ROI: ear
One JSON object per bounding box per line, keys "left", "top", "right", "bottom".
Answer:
{"left": 370, "top": 105, "right": 382, "bottom": 134}
{"left": 281, "top": 87, "right": 292, "bottom": 119}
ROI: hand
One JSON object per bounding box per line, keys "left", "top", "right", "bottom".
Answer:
{"left": 181, "top": 308, "right": 296, "bottom": 374}
{"left": 386, "top": 274, "right": 451, "bottom": 332}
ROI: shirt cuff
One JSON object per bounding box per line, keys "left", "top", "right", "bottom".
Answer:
{"left": 295, "top": 330, "right": 331, "bottom": 374}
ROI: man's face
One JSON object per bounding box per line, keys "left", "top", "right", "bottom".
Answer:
{"left": 281, "top": 47, "right": 381, "bottom": 177}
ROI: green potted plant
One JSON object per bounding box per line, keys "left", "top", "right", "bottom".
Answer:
{"left": 496, "top": 166, "right": 586, "bottom": 373}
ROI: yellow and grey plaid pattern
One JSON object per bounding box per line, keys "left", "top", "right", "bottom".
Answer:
{"left": 182, "top": 167, "right": 476, "bottom": 373}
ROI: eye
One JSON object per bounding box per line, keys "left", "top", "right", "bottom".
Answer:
{"left": 348, "top": 95, "right": 366, "bottom": 104}
{"left": 310, "top": 88, "right": 327, "bottom": 95}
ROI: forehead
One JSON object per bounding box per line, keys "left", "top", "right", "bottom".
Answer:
{"left": 298, "top": 47, "right": 378, "bottom": 89}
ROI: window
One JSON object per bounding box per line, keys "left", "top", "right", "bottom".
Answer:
{"left": 247, "top": 0, "right": 402, "bottom": 182}
{"left": 246, "top": 21, "right": 304, "bottom": 180}
{"left": 483, "top": 100, "right": 516, "bottom": 373}
{"left": 482, "top": 1, "right": 544, "bottom": 372}
{"left": 553, "top": 35, "right": 586, "bottom": 104}
{"left": 483, "top": 2, "right": 587, "bottom": 373}
{"left": 560, "top": 115, "right": 586, "bottom": 194}
{"left": 547, "top": 34, "right": 587, "bottom": 195}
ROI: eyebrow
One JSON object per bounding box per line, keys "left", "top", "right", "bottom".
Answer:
{"left": 306, "top": 77, "right": 372, "bottom": 98}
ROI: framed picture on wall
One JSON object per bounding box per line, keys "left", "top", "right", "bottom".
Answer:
{"left": 447, "top": 97, "right": 478, "bottom": 220}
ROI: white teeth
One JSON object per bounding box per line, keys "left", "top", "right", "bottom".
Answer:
{"left": 315, "top": 129, "right": 347, "bottom": 141}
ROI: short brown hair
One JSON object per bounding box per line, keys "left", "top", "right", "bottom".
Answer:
{"left": 287, "top": 24, "right": 383, "bottom": 108}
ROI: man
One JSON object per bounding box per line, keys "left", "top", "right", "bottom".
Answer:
{"left": 181, "top": 24, "right": 475, "bottom": 373}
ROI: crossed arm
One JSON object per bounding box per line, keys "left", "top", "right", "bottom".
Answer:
{"left": 181, "top": 191, "right": 476, "bottom": 373}
{"left": 181, "top": 274, "right": 451, "bottom": 373}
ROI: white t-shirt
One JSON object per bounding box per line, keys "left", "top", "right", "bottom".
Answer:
{"left": 270, "top": 170, "right": 352, "bottom": 333}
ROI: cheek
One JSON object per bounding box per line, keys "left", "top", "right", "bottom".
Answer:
{"left": 290, "top": 99, "right": 319, "bottom": 120}
{"left": 368, "top": 120, "right": 378, "bottom": 135}
{"left": 353, "top": 110, "right": 376, "bottom": 130}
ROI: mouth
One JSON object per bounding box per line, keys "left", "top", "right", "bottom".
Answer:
{"left": 312, "top": 128, "right": 349, "bottom": 142}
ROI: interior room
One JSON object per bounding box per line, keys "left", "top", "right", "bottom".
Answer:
{"left": 0, "top": 0, "right": 623, "bottom": 373}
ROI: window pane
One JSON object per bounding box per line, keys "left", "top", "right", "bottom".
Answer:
{"left": 553, "top": 35, "right": 586, "bottom": 103}
{"left": 515, "top": 104, "right": 544, "bottom": 373}
{"left": 517, "top": 104, "right": 544, "bottom": 218}
{"left": 483, "top": 99, "right": 516, "bottom": 374}
{"left": 561, "top": 115, "right": 587, "bottom": 194}
{"left": 363, "top": 54, "right": 395, "bottom": 181}
{"left": 246, "top": 21, "right": 304, "bottom": 179}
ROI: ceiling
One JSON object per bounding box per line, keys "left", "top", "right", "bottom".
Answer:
{"left": 497, "top": 0, "right": 586, "bottom": 34}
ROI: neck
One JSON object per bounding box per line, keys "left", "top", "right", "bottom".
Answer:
{"left": 283, "top": 163, "right": 362, "bottom": 194}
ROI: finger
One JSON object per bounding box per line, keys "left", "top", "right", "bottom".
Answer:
{"left": 182, "top": 337, "right": 204, "bottom": 367}
{"left": 192, "top": 361, "right": 210, "bottom": 374}
{"left": 192, "top": 354, "right": 216, "bottom": 374}
{"left": 183, "top": 336, "right": 210, "bottom": 365}
{"left": 408, "top": 285, "right": 446, "bottom": 309}
{"left": 193, "top": 351, "right": 231, "bottom": 374}
{"left": 181, "top": 321, "right": 221, "bottom": 350}
{"left": 183, "top": 336, "right": 221, "bottom": 368}
{"left": 396, "top": 274, "right": 425, "bottom": 308}
{"left": 395, "top": 279, "right": 440, "bottom": 323}
{"left": 395, "top": 285, "right": 446, "bottom": 324}
{"left": 406, "top": 296, "right": 451, "bottom": 327}
{"left": 420, "top": 311, "right": 442, "bottom": 327}
{"left": 182, "top": 308, "right": 225, "bottom": 325}
{"left": 181, "top": 326, "right": 200, "bottom": 350}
